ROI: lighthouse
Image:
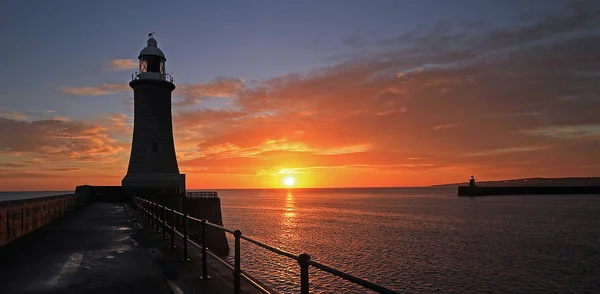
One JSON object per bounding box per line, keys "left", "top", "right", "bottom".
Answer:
{"left": 122, "top": 34, "right": 185, "bottom": 194}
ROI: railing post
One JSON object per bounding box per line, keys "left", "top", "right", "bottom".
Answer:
{"left": 234, "top": 230, "right": 242, "bottom": 294}
{"left": 6, "top": 212, "right": 9, "bottom": 242}
{"left": 148, "top": 201, "right": 152, "bottom": 225}
{"left": 146, "top": 201, "right": 150, "bottom": 223}
{"left": 162, "top": 205, "right": 167, "bottom": 239}
{"left": 21, "top": 207, "right": 24, "bottom": 236}
{"left": 153, "top": 202, "right": 157, "bottom": 228}
{"left": 155, "top": 204, "right": 160, "bottom": 233}
{"left": 298, "top": 253, "right": 311, "bottom": 294}
{"left": 147, "top": 201, "right": 151, "bottom": 225}
{"left": 182, "top": 213, "right": 189, "bottom": 261}
{"left": 170, "top": 208, "right": 176, "bottom": 249}
{"left": 150, "top": 201, "right": 153, "bottom": 223}
{"left": 200, "top": 219, "right": 210, "bottom": 280}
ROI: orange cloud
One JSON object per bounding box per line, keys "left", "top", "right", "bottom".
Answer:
{"left": 59, "top": 83, "right": 130, "bottom": 96}
{"left": 0, "top": 115, "right": 127, "bottom": 162}
{"left": 109, "top": 59, "right": 138, "bottom": 71}
{"left": 175, "top": 78, "right": 245, "bottom": 106}
{"left": 432, "top": 124, "right": 459, "bottom": 131}
{"left": 0, "top": 109, "right": 28, "bottom": 120}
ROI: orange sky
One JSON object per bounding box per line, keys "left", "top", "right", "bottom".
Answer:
{"left": 1, "top": 2, "right": 600, "bottom": 191}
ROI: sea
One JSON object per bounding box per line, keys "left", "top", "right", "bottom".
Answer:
{"left": 2, "top": 187, "right": 599, "bottom": 293}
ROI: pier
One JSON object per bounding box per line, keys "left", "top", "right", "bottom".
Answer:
{"left": 0, "top": 199, "right": 247, "bottom": 293}
{"left": 0, "top": 194, "right": 398, "bottom": 293}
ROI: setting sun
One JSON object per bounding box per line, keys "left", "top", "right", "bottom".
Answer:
{"left": 283, "top": 176, "right": 295, "bottom": 187}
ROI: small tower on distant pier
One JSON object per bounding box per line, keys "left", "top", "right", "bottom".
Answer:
{"left": 122, "top": 34, "right": 185, "bottom": 194}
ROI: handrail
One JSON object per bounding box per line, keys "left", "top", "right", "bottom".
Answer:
{"left": 307, "top": 259, "right": 398, "bottom": 294}
{"left": 132, "top": 196, "right": 399, "bottom": 294}
{"left": 186, "top": 191, "right": 218, "bottom": 198}
{"left": 240, "top": 235, "right": 298, "bottom": 260}
{"left": 204, "top": 221, "right": 236, "bottom": 234}
{"left": 187, "top": 215, "right": 202, "bottom": 222}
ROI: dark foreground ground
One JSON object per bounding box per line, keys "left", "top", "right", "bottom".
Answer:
{"left": 0, "top": 202, "right": 250, "bottom": 294}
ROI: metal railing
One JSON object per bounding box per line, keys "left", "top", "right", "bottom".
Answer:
{"left": 186, "top": 191, "right": 219, "bottom": 198}
{"left": 131, "top": 72, "right": 175, "bottom": 83}
{"left": 132, "top": 197, "right": 398, "bottom": 294}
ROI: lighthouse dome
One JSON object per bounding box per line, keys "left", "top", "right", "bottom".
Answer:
{"left": 138, "top": 37, "right": 166, "bottom": 60}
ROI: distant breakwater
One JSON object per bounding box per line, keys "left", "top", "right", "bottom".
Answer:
{"left": 458, "top": 186, "right": 600, "bottom": 196}
{"left": 0, "top": 194, "right": 87, "bottom": 246}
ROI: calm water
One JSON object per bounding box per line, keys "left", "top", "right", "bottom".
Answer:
{"left": 3, "top": 188, "right": 600, "bottom": 293}
{"left": 213, "top": 188, "right": 600, "bottom": 293}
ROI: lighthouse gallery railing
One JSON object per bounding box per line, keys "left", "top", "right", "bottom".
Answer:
{"left": 132, "top": 196, "right": 398, "bottom": 294}
{"left": 131, "top": 71, "right": 174, "bottom": 83}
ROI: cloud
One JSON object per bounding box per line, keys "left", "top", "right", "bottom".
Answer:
{"left": 59, "top": 83, "right": 129, "bottom": 96}
{"left": 464, "top": 146, "right": 551, "bottom": 157}
{"left": 7, "top": 2, "right": 599, "bottom": 188}
{"left": 0, "top": 171, "right": 71, "bottom": 179}
{"left": 0, "top": 115, "right": 126, "bottom": 161}
{"left": 0, "top": 162, "right": 28, "bottom": 168}
{"left": 175, "top": 78, "right": 245, "bottom": 106}
{"left": 169, "top": 1, "right": 600, "bottom": 182}
{"left": 342, "top": 34, "right": 367, "bottom": 49}
{"left": 521, "top": 124, "right": 600, "bottom": 139}
{"left": 49, "top": 167, "right": 82, "bottom": 172}
{"left": 0, "top": 109, "right": 28, "bottom": 120}
{"left": 109, "top": 59, "right": 138, "bottom": 71}
{"left": 432, "top": 124, "right": 459, "bottom": 131}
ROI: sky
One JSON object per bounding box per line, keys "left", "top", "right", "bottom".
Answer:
{"left": 1, "top": 0, "right": 599, "bottom": 190}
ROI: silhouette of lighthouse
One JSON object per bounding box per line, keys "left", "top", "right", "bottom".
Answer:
{"left": 122, "top": 34, "right": 185, "bottom": 193}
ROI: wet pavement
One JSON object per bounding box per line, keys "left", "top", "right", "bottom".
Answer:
{"left": 0, "top": 202, "right": 172, "bottom": 294}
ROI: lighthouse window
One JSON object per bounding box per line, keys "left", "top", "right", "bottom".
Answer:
{"left": 151, "top": 142, "right": 159, "bottom": 153}
{"left": 147, "top": 56, "right": 161, "bottom": 73}
{"left": 139, "top": 59, "right": 147, "bottom": 72}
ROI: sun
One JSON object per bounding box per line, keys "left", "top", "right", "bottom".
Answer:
{"left": 283, "top": 176, "right": 295, "bottom": 187}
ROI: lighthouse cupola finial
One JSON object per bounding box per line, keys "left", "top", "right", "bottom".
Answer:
{"left": 147, "top": 32, "right": 157, "bottom": 47}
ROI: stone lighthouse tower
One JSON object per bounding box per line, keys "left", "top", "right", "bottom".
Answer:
{"left": 122, "top": 34, "right": 185, "bottom": 194}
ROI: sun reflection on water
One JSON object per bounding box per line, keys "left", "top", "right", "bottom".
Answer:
{"left": 284, "top": 191, "right": 296, "bottom": 218}
{"left": 279, "top": 191, "right": 298, "bottom": 245}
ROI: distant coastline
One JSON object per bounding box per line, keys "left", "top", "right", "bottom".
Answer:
{"left": 433, "top": 177, "right": 600, "bottom": 188}
{"left": 3, "top": 179, "right": 600, "bottom": 198}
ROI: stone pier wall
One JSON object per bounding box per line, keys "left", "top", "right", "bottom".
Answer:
{"left": 0, "top": 194, "right": 87, "bottom": 247}
{"left": 184, "top": 197, "right": 230, "bottom": 256}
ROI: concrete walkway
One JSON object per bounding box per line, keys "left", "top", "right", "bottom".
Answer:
{"left": 0, "top": 202, "right": 172, "bottom": 294}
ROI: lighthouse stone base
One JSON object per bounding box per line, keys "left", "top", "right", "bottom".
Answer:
{"left": 122, "top": 173, "right": 186, "bottom": 194}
